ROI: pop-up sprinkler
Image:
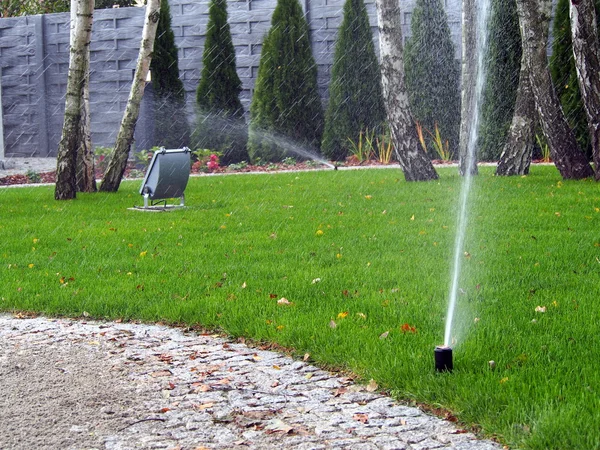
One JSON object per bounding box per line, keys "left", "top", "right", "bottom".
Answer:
{"left": 435, "top": 346, "right": 453, "bottom": 372}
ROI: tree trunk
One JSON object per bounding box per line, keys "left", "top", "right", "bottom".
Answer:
{"left": 516, "top": 0, "right": 594, "bottom": 179}
{"left": 99, "top": 0, "right": 161, "bottom": 192}
{"left": 54, "top": 0, "right": 94, "bottom": 200}
{"left": 375, "top": 0, "right": 438, "bottom": 182}
{"left": 570, "top": 0, "right": 600, "bottom": 180}
{"left": 70, "top": 1, "right": 97, "bottom": 193}
{"left": 496, "top": 53, "right": 535, "bottom": 176}
{"left": 458, "top": 0, "right": 479, "bottom": 176}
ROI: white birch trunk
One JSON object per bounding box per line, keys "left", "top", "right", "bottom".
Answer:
{"left": 71, "top": 0, "right": 96, "bottom": 192}
{"left": 375, "top": 0, "right": 438, "bottom": 181}
{"left": 570, "top": 0, "right": 600, "bottom": 180}
{"left": 100, "top": 0, "right": 161, "bottom": 192}
{"left": 516, "top": 0, "right": 594, "bottom": 179}
{"left": 54, "top": 0, "right": 94, "bottom": 200}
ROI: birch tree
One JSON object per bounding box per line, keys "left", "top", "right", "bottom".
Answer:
{"left": 515, "top": 0, "right": 594, "bottom": 179}
{"left": 496, "top": 56, "right": 536, "bottom": 175}
{"left": 100, "top": 0, "right": 160, "bottom": 192}
{"left": 570, "top": 0, "right": 600, "bottom": 179}
{"left": 54, "top": 0, "right": 94, "bottom": 200}
{"left": 375, "top": 0, "right": 438, "bottom": 181}
{"left": 71, "top": 1, "right": 96, "bottom": 193}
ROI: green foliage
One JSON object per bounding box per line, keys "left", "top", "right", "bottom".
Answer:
{"left": 404, "top": 0, "right": 460, "bottom": 158}
{"left": 550, "top": 0, "right": 600, "bottom": 160}
{"left": 321, "top": 0, "right": 386, "bottom": 161}
{"left": 478, "top": 0, "right": 521, "bottom": 161}
{"left": 248, "top": 0, "right": 324, "bottom": 162}
{"left": 194, "top": 0, "right": 248, "bottom": 165}
{"left": 1, "top": 0, "right": 69, "bottom": 16}
{"left": 94, "top": 146, "right": 114, "bottom": 173}
{"left": 150, "top": 0, "right": 190, "bottom": 150}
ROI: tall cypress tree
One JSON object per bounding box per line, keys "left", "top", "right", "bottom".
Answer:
{"left": 248, "top": 0, "right": 324, "bottom": 162}
{"left": 194, "top": 0, "right": 247, "bottom": 164}
{"left": 404, "top": 0, "right": 460, "bottom": 157}
{"left": 321, "top": 0, "right": 386, "bottom": 161}
{"left": 151, "top": 0, "right": 190, "bottom": 149}
{"left": 478, "top": 0, "right": 521, "bottom": 161}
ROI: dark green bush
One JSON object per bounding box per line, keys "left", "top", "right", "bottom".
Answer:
{"left": 193, "top": 0, "right": 248, "bottom": 165}
{"left": 321, "top": 0, "right": 386, "bottom": 161}
{"left": 247, "top": 0, "right": 324, "bottom": 162}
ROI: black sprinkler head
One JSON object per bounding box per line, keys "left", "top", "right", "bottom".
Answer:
{"left": 435, "top": 346, "right": 453, "bottom": 372}
{"left": 334, "top": 165, "right": 338, "bottom": 171}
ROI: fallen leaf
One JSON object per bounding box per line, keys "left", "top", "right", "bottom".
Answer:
{"left": 333, "top": 387, "right": 347, "bottom": 397}
{"left": 366, "top": 379, "right": 378, "bottom": 392}
{"left": 193, "top": 402, "right": 215, "bottom": 410}
{"left": 277, "top": 297, "right": 291, "bottom": 305}
{"left": 305, "top": 373, "right": 313, "bottom": 380}
{"left": 535, "top": 306, "right": 547, "bottom": 313}
{"left": 264, "top": 418, "right": 294, "bottom": 434}
{"left": 356, "top": 312, "right": 367, "bottom": 320}
{"left": 311, "top": 278, "right": 321, "bottom": 284}
{"left": 353, "top": 413, "right": 369, "bottom": 423}
{"left": 337, "top": 311, "right": 348, "bottom": 319}
{"left": 401, "top": 323, "right": 417, "bottom": 334}
{"left": 252, "top": 354, "right": 262, "bottom": 361}
{"left": 159, "top": 407, "right": 171, "bottom": 413}
{"left": 379, "top": 331, "right": 389, "bottom": 340}
{"left": 269, "top": 293, "right": 278, "bottom": 299}
{"left": 272, "top": 365, "right": 281, "bottom": 370}
{"left": 151, "top": 370, "right": 172, "bottom": 378}
{"left": 158, "top": 354, "right": 173, "bottom": 363}
{"left": 329, "top": 320, "right": 337, "bottom": 329}
{"left": 303, "top": 353, "right": 310, "bottom": 361}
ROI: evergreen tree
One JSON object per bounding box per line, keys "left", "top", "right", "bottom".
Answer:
{"left": 478, "top": 0, "right": 521, "bottom": 161}
{"left": 194, "top": 0, "right": 248, "bottom": 164}
{"left": 248, "top": 0, "right": 324, "bottom": 162}
{"left": 404, "top": 0, "right": 460, "bottom": 157}
{"left": 549, "top": 0, "right": 600, "bottom": 159}
{"left": 150, "top": 0, "right": 190, "bottom": 149}
{"left": 95, "top": 0, "right": 137, "bottom": 8}
{"left": 321, "top": 0, "right": 386, "bottom": 161}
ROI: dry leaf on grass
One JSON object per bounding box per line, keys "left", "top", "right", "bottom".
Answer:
{"left": 366, "top": 379, "right": 378, "bottom": 392}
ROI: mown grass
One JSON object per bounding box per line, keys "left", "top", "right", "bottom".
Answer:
{"left": 1, "top": 166, "right": 599, "bottom": 449}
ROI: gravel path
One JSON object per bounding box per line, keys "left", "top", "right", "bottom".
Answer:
{"left": 0, "top": 315, "right": 503, "bottom": 450}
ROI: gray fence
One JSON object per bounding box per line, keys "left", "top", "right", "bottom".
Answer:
{"left": 0, "top": 0, "right": 462, "bottom": 158}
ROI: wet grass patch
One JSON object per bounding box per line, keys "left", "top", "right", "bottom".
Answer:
{"left": 1, "top": 166, "right": 599, "bottom": 449}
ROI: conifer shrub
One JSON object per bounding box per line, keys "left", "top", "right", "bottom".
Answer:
{"left": 478, "top": 0, "right": 521, "bottom": 161}
{"left": 193, "top": 0, "right": 248, "bottom": 165}
{"left": 404, "top": 0, "right": 460, "bottom": 158}
{"left": 150, "top": 0, "right": 191, "bottom": 149}
{"left": 321, "top": 0, "right": 386, "bottom": 161}
{"left": 248, "top": 0, "right": 324, "bottom": 163}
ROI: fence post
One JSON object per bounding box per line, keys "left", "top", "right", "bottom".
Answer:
{"left": 0, "top": 66, "right": 4, "bottom": 163}
{"left": 33, "top": 14, "right": 50, "bottom": 157}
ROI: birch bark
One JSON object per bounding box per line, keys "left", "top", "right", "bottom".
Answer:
{"left": 100, "top": 0, "right": 161, "bottom": 192}
{"left": 516, "top": 0, "right": 594, "bottom": 179}
{"left": 569, "top": 0, "right": 600, "bottom": 179}
{"left": 375, "top": 0, "right": 438, "bottom": 181}
{"left": 54, "top": 0, "right": 94, "bottom": 200}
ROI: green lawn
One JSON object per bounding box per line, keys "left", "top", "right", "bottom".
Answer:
{"left": 1, "top": 166, "right": 599, "bottom": 449}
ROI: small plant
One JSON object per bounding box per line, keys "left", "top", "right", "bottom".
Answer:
{"left": 416, "top": 122, "right": 428, "bottom": 154}
{"left": 374, "top": 129, "right": 394, "bottom": 164}
{"left": 228, "top": 161, "right": 249, "bottom": 171}
{"left": 536, "top": 134, "right": 551, "bottom": 163}
{"left": 191, "top": 149, "right": 222, "bottom": 173}
{"left": 127, "top": 169, "right": 145, "bottom": 179}
{"left": 415, "top": 122, "right": 451, "bottom": 161}
{"left": 94, "top": 146, "right": 114, "bottom": 174}
{"left": 267, "top": 163, "right": 279, "bottom": 170}
{"left": 427, "top": 123, "right": 451, "bottom": 161}
{"left": 305, "top": 159, "right": 320, "bottom": 168}
{"left": 348, "top": 128, "right": 375, "bottom": 162}
{"left": 134, "top": 148, "right": 154, "bottom": 170}
{"left": 282, "top": 157, "right": 297, "bottom": 166}
{"left": 25, "top": 170, "right": 41, "bottom": 183}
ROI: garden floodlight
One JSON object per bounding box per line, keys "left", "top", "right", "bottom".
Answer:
{"left": 136, "top": 147, "right": 191, "bottom": 211}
